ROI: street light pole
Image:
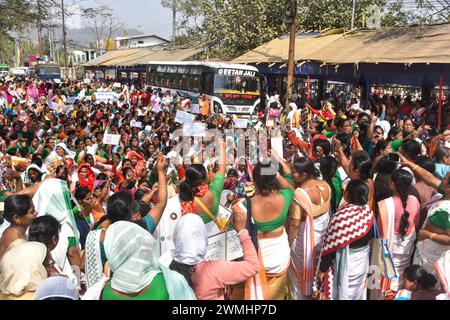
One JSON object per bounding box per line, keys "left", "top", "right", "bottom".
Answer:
{"left": 61, "top": 0, "right": 68, "bottom": 78}
{"left": 286, "top": 0, "right": 297, "bottom": 106}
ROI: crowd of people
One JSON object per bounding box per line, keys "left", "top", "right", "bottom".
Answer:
{"left": 0, "top": 74, "right": 449, "bottom": 300}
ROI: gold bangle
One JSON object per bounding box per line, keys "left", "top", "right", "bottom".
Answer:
{"left": 411, "top": 165, "right": 419, "bottom": 171}
{"left": 430, "top": 233, "right": 436, "bottom": 241}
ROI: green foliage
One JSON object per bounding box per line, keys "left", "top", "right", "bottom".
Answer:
{"left": 200, "top": 0, "right": 288, "bottom": 59}
{"left": 0, "top": 0, "right": 42, "bottom": 64}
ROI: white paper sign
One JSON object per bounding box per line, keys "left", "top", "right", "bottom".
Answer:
{"left": 95, "top": 92, "right": 116, "bottom": 104}
{"left": 66, "top": 96, "right": 77, "bottom": 104}
{"left": 175, "top": 110, "right": 195, "bottom": 124}
{"left": 205, "top": 215, "right": 243, "bottom": 262}
{"left": 48, "top": 102, "right": 58, "bottom": 110}
{"left": 83, "top": 79, "right": 91, "bottom": 84}
{"left": 130, "top": 120, "right": 142, "bottom": 128}
{"left": 183, "top": 123, "right": 206, "bottom": 137}
{"left": 103, "top": 133, "right": 121, "bottom": 145}
{"left": 234, "top": 119, "right": 248, "bottom": 129}
{"left": 113, "top": 82, "right": 122, "bottom": 88}
{"left": 271, "top": 136, "right": 284, "bottom": 159}
{"left": 190, "top": 104, "right": 200, "bottom": 114}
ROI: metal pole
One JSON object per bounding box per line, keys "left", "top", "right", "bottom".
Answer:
{"left": 351, "top": 0, "right": 356, "bottom": 30}
{"left": 286, "top": 1, "right": 297, "bottom": 106}
{"left": 61, "top": 0, "right": 68, "bottom": 78}
{"left": 172, "top": 0, "right": 176, "bottom": 42}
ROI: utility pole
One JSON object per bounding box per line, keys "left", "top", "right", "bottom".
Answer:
{"left": 172, "top": 0, "right": 176, "bottom": 43}
{"left": 351, "top": 0, "right": 356, "bottom": 30}
{"left": 61, "top": 0, "right": 68, "bottom": 78}
{"left": 285, "top": 0, "right": 297, "bottom": 106}
{"left": 37, "top": 0, "right": 44, "bottom": 57}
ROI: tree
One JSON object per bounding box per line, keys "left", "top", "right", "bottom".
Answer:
{"left": 196, "top": 0, "right": 431, "bottom": 59}
{"left": 0, "top": 0, "right": 41, "bottom": 65}
{"left": 82, "top": 5, "right": 124, "bottom": 54}
{"left": 199, "top": 0, "right": 289, "bottom": 59}
{"left": 160, "top": 0, "right": 203, "bottom": 40}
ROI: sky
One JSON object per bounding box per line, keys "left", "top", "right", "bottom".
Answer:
{"left": 66, "top": 0, "right": 174, "bottom": 40}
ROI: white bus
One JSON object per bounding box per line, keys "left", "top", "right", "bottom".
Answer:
{"left": 146, "top": 61, "right": 261, "bottom": 116}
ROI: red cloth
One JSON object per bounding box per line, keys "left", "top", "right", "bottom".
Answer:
{"left": 181, "top": 184, "right": 209, "bottom": 216}
{"left": 77, "top": 163, "right": 96, "bottom": 191}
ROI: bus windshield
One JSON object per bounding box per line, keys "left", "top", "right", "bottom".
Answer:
{"left": 214, "top": 69, "right": 260, "bottom": 106}
{"left": 37, "top": 67, "right": 60, "bottom": 76}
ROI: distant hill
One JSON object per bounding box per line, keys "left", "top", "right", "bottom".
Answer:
{"left": 27, "top": 26, "right": 146, "bottom": 50}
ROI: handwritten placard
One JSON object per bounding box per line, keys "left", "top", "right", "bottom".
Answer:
{"left": 175, "top": 110, "right": 195, "bottom": 124}
{"left": 103, "top": 133, "right": 121, "bottom": 145}
{"left": 183, "top": 123, "right": 206, "bottom": 137}
{"left": 94, "top": 92, "right": 116, "bottom": 104}
{"left": 130, "top": 120, "right": 142, "bottom": 128}
{"left": 66, "top": 96, "right": 78, "bottom": 104}
{"left": 234, "top": 119, "right": 248, "bottom": 129}
{"left": 190, "top": 104, "right": 200, "bottom": 114}
{"left": 205, "top": 209, "right": 243, "bottom": 262}
{"left": 48, "top": 102, "right": 58, "bottom": 111}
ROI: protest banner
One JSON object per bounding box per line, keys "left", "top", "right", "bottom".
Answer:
{"left": 183, "top": 123, "right": 206, "bottom": 137}
{"left": 103, "top": 133, "right": 121, "bottom": 145}
{"left": 175, "top": 110, "right": 195, "bottom": 124}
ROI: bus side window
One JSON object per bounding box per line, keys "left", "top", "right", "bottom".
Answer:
{"left": 202, "top": 72, "right": 213, "bottom": 94}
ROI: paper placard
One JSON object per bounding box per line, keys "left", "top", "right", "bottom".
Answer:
{"left": 48, "top": 102, "right": 58, "bottom": 110}
{"left": 206, "top": 230, "right": 243, "bottom": 262}
{"left": 130, "top": 120, "right": 142, "bottom": 128}
{"left": 83, "top": 79, "right": 91, "bottom": 83}
{"left": 113, "top": 82, "right": 121, "bottom": 88}
{"left": 94, "top": 92, "right": 116, "bottom": 104}
{"left": 234, "top": 119, "right": 248, "bottom": 129}
{"left": 103, "top": 133, "right": 121, "bottom": 145}
{"left": 271, "top": 136, "right": 284, "bottom": 160}
{"left": 183, "top": 123, "right": 206, "bottom": 137}
{"left": 66, "top": 96, "right": 78, "bottom": 104}
{"left": 190, "top": 104, "right": 200, "bottom": 114}
{"left": 175, "top": 110, "right": 195, "bottom": 124}
{"left": 205, "top": 207, "right": 243, "bottom": 261}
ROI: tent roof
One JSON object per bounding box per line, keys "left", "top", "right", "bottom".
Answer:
{"left": 84, "top": 44, "right": 205, "bottom": 67}
{"left": 232, "top": 24, "right": 450, "bottom": 65}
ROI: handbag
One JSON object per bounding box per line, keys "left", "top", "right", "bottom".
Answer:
{"left": 268, "top": 107, "right": 280, "bottom": 118}
{"left": 370, "top": 220, "right": 398, "bottom": 280}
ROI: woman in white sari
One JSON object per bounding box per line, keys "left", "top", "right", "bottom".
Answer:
{"left": 288, "top": 157, "right": 331, "bottom": 300}
{"left": 414, "top": 184, "right": 450, "bottom": 280}
{"left": 316, "top": 180, "right": 375, "bottom": 300}
{"left": 43, "top": 142, "right": 76, "bottom": 170}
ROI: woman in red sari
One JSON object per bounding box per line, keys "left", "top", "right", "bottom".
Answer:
{"left": 127, "top": 151, "right": 146, "bottom": 178}
{"left": 77, "top": 163, "right": 96, "bottom": 192}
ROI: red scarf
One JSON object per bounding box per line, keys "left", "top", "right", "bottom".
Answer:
{"left": 77, "top": 163, "right": 96, "bottom": 191}
{"left": 318, "top": 203, "right": 374, "bottom": 300}
{"left": 321, "top": 203, "right": 374, "bottom": 256}
{"left": 181, "top": 184, "right": 209, "bottom": 216}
